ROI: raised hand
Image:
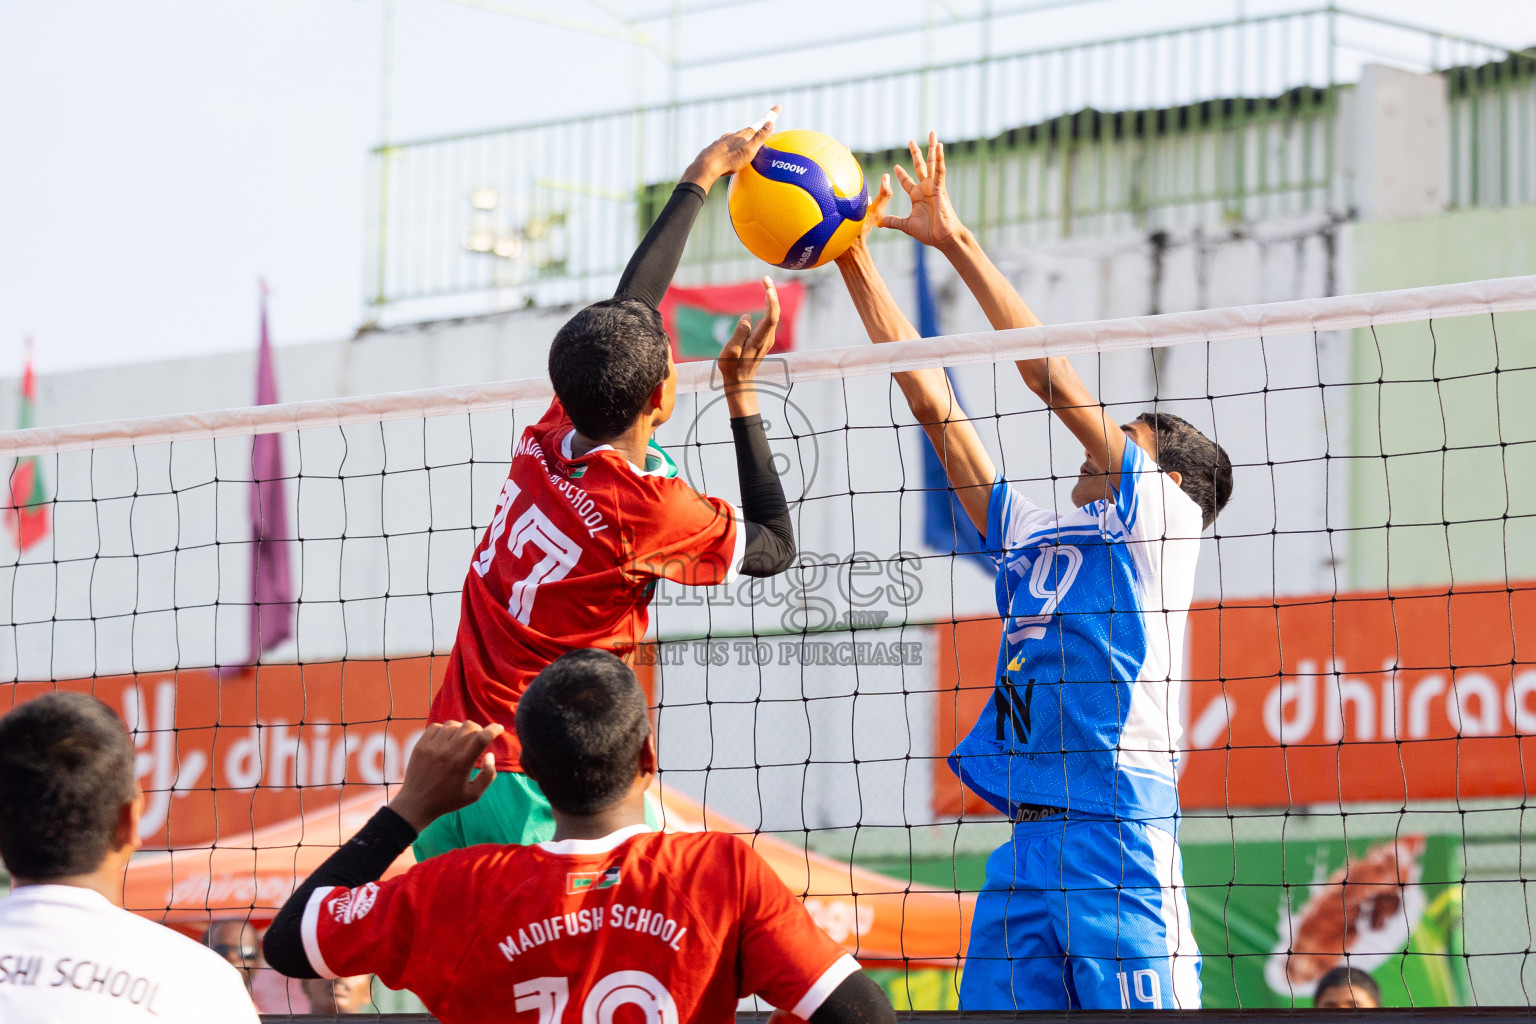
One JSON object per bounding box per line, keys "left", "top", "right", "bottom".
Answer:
{"left": 683, "top": 105, "right": 782, "bottom": 193}
{"left": 881, "top": 131, "right": 968, "bottom": 252}
{"left": 851, "top": 171, "right": 894, "bottom": 247}
{"left": 717, "top": 276, "right": 781, "bottom": 419}
{"left": 386, "top": 720, "right": 504, "bottom": 832}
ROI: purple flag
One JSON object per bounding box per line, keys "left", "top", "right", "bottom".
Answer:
{"left": 249, "top": 283, "right": 294, "bottom": 661}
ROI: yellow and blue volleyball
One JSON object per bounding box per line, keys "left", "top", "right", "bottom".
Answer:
{"left": 727, "top": 130, "right": 869, "bottom": 270}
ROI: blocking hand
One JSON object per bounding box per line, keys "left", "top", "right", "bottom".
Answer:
{"left": 683, "top": 105, "right": 782, "bottom": 193}
{"left": 717, "top": 277, "right": 781, "bottom": 416}
{"left": 882, "top": 132, "right": 968, "bottom": 251}
{"left": 387, "top": 720, "right": 504, "bottom": 832}
{"left": 852, "top": 172, "right": 895, "bottom": 247}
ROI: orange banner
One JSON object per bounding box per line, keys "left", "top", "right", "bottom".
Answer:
{"left": 931, "top": 618, "right": 1005, "bottom": 819}
{"left": 932, "top": 581, "right": 1536, "bottom": 814}
{"left": 0, "top": 658, "right": 441, "bottom": 850}
{"left": 1182, "top": 581, "right": 1536, "bottom": 808}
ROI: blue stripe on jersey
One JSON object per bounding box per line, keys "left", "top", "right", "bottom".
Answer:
{"left": 952, "top": 441, "right": 1181, "bottom": 824}
{"left": 749, "top": 145, "right": 869, "bottom": 269}
{"left": 1117, "top": 453, "right": 1141, "bottom": 529}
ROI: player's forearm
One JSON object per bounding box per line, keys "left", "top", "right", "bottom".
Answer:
{"left": 918, "top": 419, "right": 994, "bottom": 535}
{"left": 834, "top": 241, "right": 919, "bottom": 343}
{"left": 810, "top": 971, "right": 897, "bottom": 1024}
{"left": 263, "top": 806, "right": 418, "bottom": 979}
{"left": 935, "top": 231, "right": 1075, "bottom": 399}
{"left": 938, "top": 229, "right": 1041, "bottom": 333}
{"left": 731, "top": 414, "right": 795, "bottom": 576}
{"left": 834, "top": 242, "right": 957, "bottom": 423}
{"left": 723, "top": 379, "right": 759, "bottom": 419}
{"left": 937, "top": 232, "right": 1078, "bottom": 410}
{"left": 614, "top": 182, "right": 706, "bottom": 308}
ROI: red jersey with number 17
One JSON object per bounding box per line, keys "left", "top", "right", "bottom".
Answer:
{"left": 431, "top": 400, "right": 744, "bottom": 770}
{"left": 299, "top": 827, "right": 857, "bottom": 1024}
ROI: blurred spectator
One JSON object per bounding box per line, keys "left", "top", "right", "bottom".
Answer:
{"left": 203, "top": 918, "right": 260, "bottom": 992}
{"left": 1314, "top": 965, "right": 1382, "bottom": 1008}
{"left": 0, "top": 692, "right": 258, "bottom": 1022}
{"left": 250, "top": 924, "right": 315, "bottom": 1013}
{"left": 303, "top": 974, "right": 374, "bottom": 1013}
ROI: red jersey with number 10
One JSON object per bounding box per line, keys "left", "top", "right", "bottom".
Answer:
{"left": 431, "top": 400, "right": 744, "bottom": 770}
{"left": 299, "top": 827, "right": 857, "bottom": 1024}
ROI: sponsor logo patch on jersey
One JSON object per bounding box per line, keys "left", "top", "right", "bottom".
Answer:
{"left": 567, "top": 867, "right": 621, "bottom": 894}
{"left": 328, "top": 882, "right": 380, "bottom": 924}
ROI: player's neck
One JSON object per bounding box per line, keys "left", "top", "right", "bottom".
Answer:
{"left": 570, "top": 421, "right": 653, "bottom": 470}
{"left": 549, "top": 792, "right": 650, "bottom": 842}
{"left": 14, "top": 852, "right": 130, "bottom": 906}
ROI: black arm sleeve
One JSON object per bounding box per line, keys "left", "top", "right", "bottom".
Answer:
{"left": 262, "top": 806, "right": 418, "bottom": 979}
{"left": 810, "top": 972, "right": 897, "bottom": 1024}
{"left": 732, "top": 414, "right": 796, "bottom": 577}
{"left": 614, "top": 182, "right": 706, "bottom": 308}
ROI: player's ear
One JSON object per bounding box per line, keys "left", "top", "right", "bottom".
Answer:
{"left": 116, "top": 784, "right": 145, "bottom": 855}
{"left": 638, "top": 733, "right": 658, "bottom": 779}
{"left": 1165, "top": 469, "right": 1183, "bottom": 488}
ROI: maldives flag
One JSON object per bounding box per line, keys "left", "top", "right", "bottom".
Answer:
{"left": 657, "top": 280, "right": 804, "bottom": 362}
{"left": 6, "top": 347, "right": 49, "bottom": 551}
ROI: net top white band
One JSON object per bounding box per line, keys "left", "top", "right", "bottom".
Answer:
{"left": 1, "top": 274, "right": 1532, "bottom": 458}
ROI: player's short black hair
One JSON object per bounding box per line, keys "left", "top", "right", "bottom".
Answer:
{"left": 548, "top": 297, "right": 671, "bottom": 442}
{"left": 1134, "top": 412, "right": 1233, "bottom": 530}
{"left": 0, "top": 692, "right": 137, "bottom": 880}
{"left": 1314, "top": 965, "right": 1381, "bottom": 1005}
{"left": 516, "top": 649, "right": 652, "bottom": 816}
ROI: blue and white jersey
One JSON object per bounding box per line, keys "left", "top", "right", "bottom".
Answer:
{"left": 948, "top": 440, "right": 1204, "bottom": 827}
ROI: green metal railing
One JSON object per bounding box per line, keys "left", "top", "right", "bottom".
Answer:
{"left": 663, "top": 85, "right": 1341, "bottom": 287}
{"left": 366, "top": 7, "right": 1522, "bottom": 314}
{"left": 1448, "top": 53, "right": 1536, "bottom": 210}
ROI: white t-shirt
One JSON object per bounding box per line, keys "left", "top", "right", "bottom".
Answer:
{"left": 0, "top": 884, "right": 258, "bottom": 1023}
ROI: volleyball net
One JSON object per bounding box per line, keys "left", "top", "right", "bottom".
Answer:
{"left": 2, "top": 275, "right": 1536, "bottom": 1011}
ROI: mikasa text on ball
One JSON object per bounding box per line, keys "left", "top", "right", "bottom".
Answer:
{"left": 728, "top": 129, "right": 870, "bottom": 270}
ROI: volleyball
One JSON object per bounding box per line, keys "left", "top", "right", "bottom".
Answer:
{"left": 728, "top": 129, "right": 870, "bottom": 270}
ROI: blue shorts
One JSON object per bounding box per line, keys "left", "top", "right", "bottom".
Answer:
{"left": 959, "top": 816, "right": 1201, "bottom": 1010}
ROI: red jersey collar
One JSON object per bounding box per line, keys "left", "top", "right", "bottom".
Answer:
{"left": 559, "top": 430, "right": 671, "bottom": 478}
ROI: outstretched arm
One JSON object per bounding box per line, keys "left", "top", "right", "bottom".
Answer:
{"left": 716, "top": 278, "right": 796, "bottom": 576}
{"left": 833, "top": 183, "right": 995, "bottom": 534}
{"left": 263, "top": 722, "right": 501, "bottom": 978}
{"left": 884, "top": 133, "right": 1129, "bottom": 493}
{"left": 616, "top": 106, "right": 780, "bottom": 307}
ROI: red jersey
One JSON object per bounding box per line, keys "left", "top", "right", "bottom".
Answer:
{"left": 299, "top": 828, "right": 856, "bottom": 1024}
{"left": 432, "top": 400, "right": 743, "bottom": 769}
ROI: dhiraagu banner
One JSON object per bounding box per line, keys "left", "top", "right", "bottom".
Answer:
{"left": 1183, "top": 834, "right": 1466, "bottom": 1007}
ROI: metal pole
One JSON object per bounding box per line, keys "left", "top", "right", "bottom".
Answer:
{"left": 668, "top": 0, "right": 681, "bottom": 169}
{"left": 977, "top": 0, "right": 994, "bottom": 244}
{"left": 1325, "top": 2, "right": 1337, "bottom": 216}
{"left": 921, "top": 0, "right": 936, "bottom": 130}
{"left": 632, "top": 31, "right": 647, "bottom": 238}
{"left": 373, "top": 0, "right": 397, "bottom": 312}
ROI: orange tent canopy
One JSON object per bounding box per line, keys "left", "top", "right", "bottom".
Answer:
{"left": 651, "top": 788, "right": 973, "bottom": 967}
{"left": 124, "top": 784, "right": 973, "bottom": 967}
{"left": 122, "top": 786, "right": 412, "bottom": 928}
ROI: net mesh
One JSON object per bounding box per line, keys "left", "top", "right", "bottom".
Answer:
{"left": 2, "top": 277, "right": 1535, "bottom": 1011}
